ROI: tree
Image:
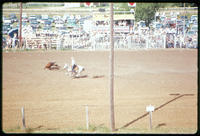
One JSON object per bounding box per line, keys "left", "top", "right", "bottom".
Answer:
{"left": 135, "top": 3, "right": 164, "bottom": 26}
{"left": 113, "top": 3, "right": 130, "bottom": 11}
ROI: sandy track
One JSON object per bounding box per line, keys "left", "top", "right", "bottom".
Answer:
{"left": 2, "top": 49, "right": 197, "bottom": 133}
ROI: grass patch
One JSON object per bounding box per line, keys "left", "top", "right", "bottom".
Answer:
{"left": 88, "top": 124, "right": 110, "bottom": 132}
{"left": 76, "top": 124, "right": 110, "bottom": 133}
{"left": 4, "top": 126, "right": 21, "bottom": 133}
{"left": 116, "top": 127, "right": 197, "bottom": 134}
{"left": 4, "top": 125, "right": 196, "bottom": 134}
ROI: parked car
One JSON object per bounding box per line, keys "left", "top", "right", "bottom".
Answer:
{"left": 9, "top": 13, "right": 18, "bottom": 22}
{"left": 190, "top": 25, "right": 198, "bottom": 33}
{"left": 22, "top": 21, "right": 27, "bottom": 26}
{"left": 48, "top": 17, "right": 54, "bottom": 23}
{"left": 44, "top": 20, "right": 52, "bottom": 26}
{"left": 180, "top": 16, "right": 188, "bottom": 21}
{"left": 3, "top": 24, "right": 11, "bottom": 34}
{"left": 166, "top": 20, "right": 176, "bottom": 28}
{"left": 159, "top": 16, "right": 166, "bottom": 22}
{"left": 153, "top": 22, "right": 163, "bottom": 29}
{"left": 190, "top": 15, "right": 197, "bottom": 22}
{"left": 3, "top": 18, "right": 12, "bottom": 24}
{"left": 29, "top": 15, "right": 37, "bottom": 22}
{"left": 137, "top": 20, "right": 146, "bottom": 28}
{"left": 36, "top": 15, "right": 42, "bottom": 23}
{"left": 22, "top": 13, "right": 27, "bottom": 18}
{"left": 55, "top": 23, "right": 64, "bottom": 28}
{"left": 22, "top": 17, "right": 29, "bottom": 22}
{"left": 58, "top": 27, "right": 69, "bottom": 35}
{"left": 43, "top": 25, "right": 52, "bottom": 31}
{"left": 40, "top": 18, "right": 48, "bottom": 24}
{"left": 55, "top": 19, "right": 64, "bottom": 24}
{"left": 30, "top": 20, "right": 39, "bottom": 28}
{"left": 99, "top": 8, "right": 106, "bottom": 12}
{"left": 41, "top": 14, "right": 48, "bottom": 20}
{"left": 187, "top": 30, "right": 197, "bottom": 36}
{"left": 28, "top": 15, "right": 37, "bottom": 24}
{"left": 22, "top": 13, "right": 28, "bottom": 22}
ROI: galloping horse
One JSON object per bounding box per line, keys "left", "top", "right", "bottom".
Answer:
{"left": 63, "top": 63, "right": 85, "bottom": 77}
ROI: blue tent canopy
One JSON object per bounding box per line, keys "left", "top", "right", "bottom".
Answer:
{"left": 8, "top": 28, "right": 18, "bottom": 38}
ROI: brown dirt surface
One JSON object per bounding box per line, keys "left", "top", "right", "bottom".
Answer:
{"left": 2, "top": 49, "right": 197, "bottom": 133}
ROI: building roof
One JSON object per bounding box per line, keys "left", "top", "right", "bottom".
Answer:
{"left": 93, "top": 14, "right": 135, "bottom": 21}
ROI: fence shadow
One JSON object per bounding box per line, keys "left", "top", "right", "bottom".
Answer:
{"left": 117, "top": 93, "right": 195, "bottom": 130}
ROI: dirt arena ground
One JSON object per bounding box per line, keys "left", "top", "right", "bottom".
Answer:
{"left": 2, "top": 49, "right": 197, "bottom": 133}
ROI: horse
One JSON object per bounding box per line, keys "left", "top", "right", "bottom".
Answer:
{"left": 63, "top": 63, "right": 85, "bottom": 78}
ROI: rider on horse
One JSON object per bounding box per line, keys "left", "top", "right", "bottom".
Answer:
{"left": 71, "top": 57, "right": 77, "bottom": 75}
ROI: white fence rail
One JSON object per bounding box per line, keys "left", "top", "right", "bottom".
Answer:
{"left": 4, "top": 30, "right": 197, "bottom": 50}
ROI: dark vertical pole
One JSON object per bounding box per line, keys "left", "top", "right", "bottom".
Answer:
{"left": 19, "top": 2, "right": 22, "bottom": 49}
{"left": 109, "top": 3, "right": 115, "bottom": 132}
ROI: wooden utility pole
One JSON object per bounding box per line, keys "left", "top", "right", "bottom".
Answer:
{"left": 109, "top": 3, "right": 115, "bottom": 132}
{"left": 19, "top": 2, "right": 22, "bottom": 48}
{"left": 183, "top": 3, "right": 186, "bottom": 41}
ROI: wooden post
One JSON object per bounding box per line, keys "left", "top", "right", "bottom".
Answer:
{"left": 164, "top": 34, "right": 166, "bottom": 48}
{"left": 85, "top": 105, "right": 89, "bottom": 130}
{"left": 146, "top": 105, "right": 154, "bottom": 130}
{"left": 109, "top": 3, "right": 115, "bottom": 132}
{"left": 21, "top": 107, "right": 26, "bottom": 130}
{"left": 19, "top": 2, "right": 22, "bottom": 49}
{"left": 149, "top": 111, "right": 152, "bottom": 130}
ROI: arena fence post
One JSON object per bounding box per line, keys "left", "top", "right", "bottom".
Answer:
{"left": 146, "top": 105, "right": 155, "bottom": 130}
{"left": 164, "top": 34, "right": 166, "bottom": 48}
{"left": 85, "top": 105, "right": 89, "bottom": 130}
{"left": 149, "top": 111, "right": 153, "bottom": 130}
{"left": 21, "top": 107, "right": 26, "bottom": 130}
{"left": 19, "top": 2, "right": 22, "bottom": 49}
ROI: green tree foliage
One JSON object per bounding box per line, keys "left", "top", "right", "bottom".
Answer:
{"left": 135, "top": 3, "right": 163, "bottom": 26}
{"left": 114, "top": 2, "right": 197, "bottom": 26}
{"left": 114, "top": 3, "right": 130, "bottom": 11}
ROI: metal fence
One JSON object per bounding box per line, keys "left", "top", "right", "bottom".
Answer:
{"left": 3, "top": 22, "right": 198, "bottom": 50}
{"left": 3, "top": 27, "right": 198, "bottom": 50}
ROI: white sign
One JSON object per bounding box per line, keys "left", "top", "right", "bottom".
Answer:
{"left": 93, "top": 26, "right": 130, "bottom": 33}
{"left": 64, "top": 3, "right": 80, "bottom": 8}
{"left": 146, "top": 105, "right": 155, "bottom": 112}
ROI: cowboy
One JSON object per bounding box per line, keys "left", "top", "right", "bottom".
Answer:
{"left": 71, "top": 57, "right": 77, "bottom": 75}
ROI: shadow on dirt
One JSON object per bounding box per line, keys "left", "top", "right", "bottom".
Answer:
{"left": 92, "top": 75, "right": 105, "bottom": 79}
{"left": 169, "top": 93, "right": 180, "bottom": 96}
{"left": 117, "top": 93, "right": 195, "bottom": 130}
{"left": 73, "top": 75, "right": 88, "bottom": 79}
{"left": 156, "top": 123, "right": 167, "bottom": 128}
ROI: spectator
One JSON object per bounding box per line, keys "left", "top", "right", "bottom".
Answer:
{"left": 12, "top": 33, "right": 17, "bottom": 49}
{"left": 7, "top": 35, "right": 12, "bottom": 48}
